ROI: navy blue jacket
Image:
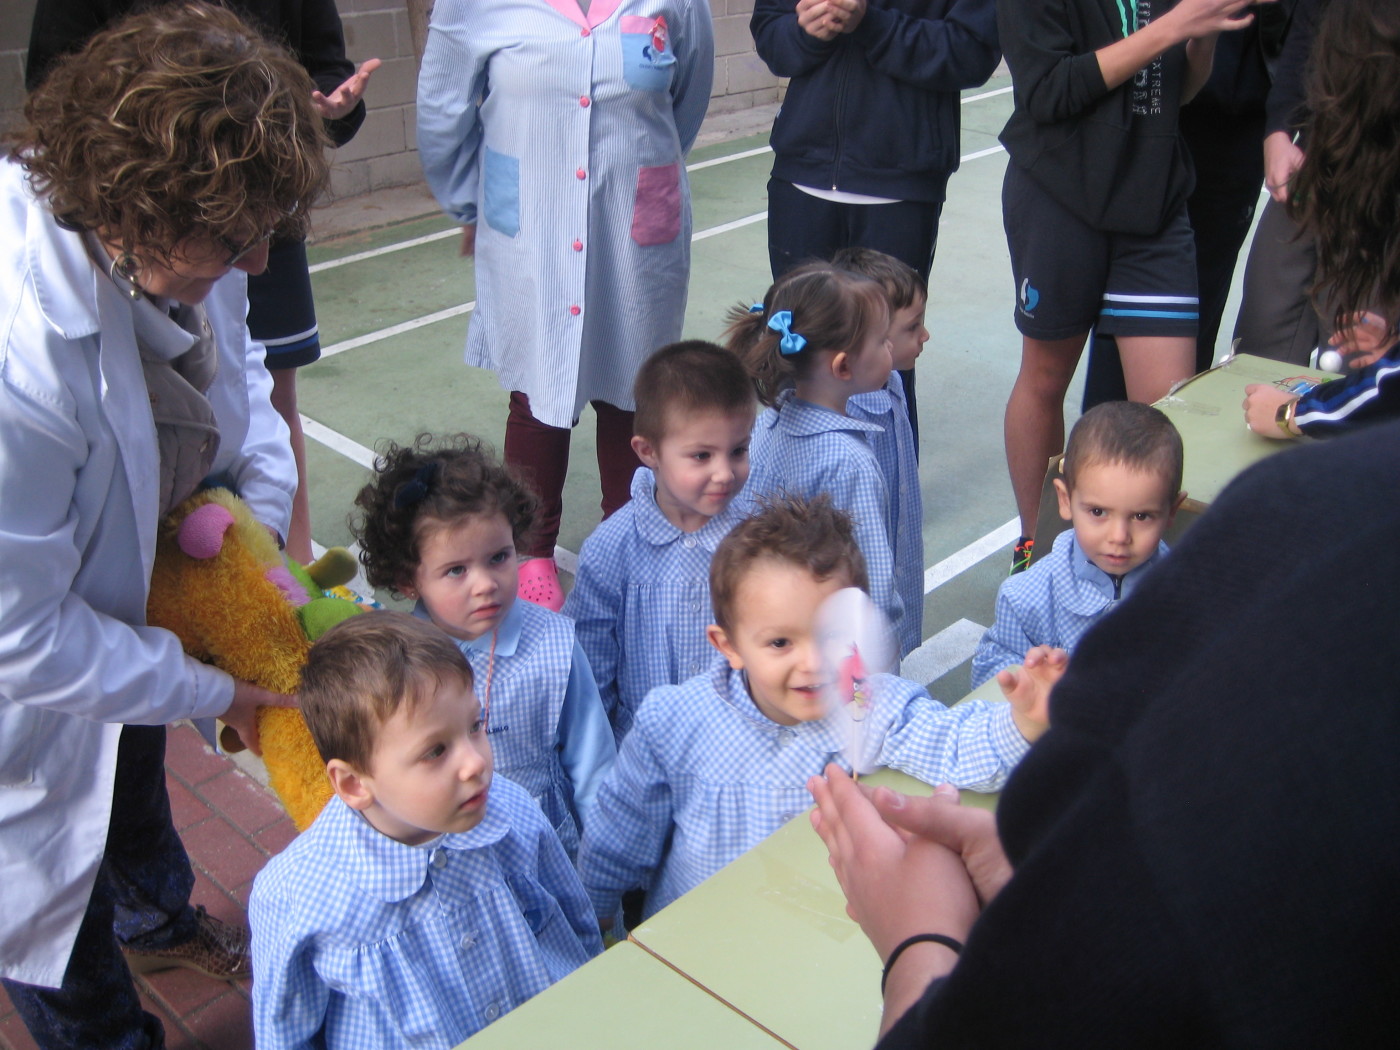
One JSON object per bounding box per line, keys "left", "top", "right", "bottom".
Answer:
{"left": 751, "top": 1, "right": 999, "bottom": 204}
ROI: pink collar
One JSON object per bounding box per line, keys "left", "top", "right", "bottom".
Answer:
{"left": 540, "top": 0, "right": 624, "bottom": 29}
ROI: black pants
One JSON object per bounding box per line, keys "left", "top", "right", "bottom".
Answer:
{"left": 2, "top": 725, "right": 198, "bottom": 1050}
{"left": 766, "top": 176, "right": 944, "bottom": 450}
{"left": 1082, "top": 107, "right": 1265, "bottom": 410}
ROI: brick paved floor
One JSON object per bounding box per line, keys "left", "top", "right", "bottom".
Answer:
{"left": 0, "top": 723, "right": 295, "bottom": 1050}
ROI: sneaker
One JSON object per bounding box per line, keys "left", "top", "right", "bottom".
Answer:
{"left": 517, "top": 557, "right": 564, "bottom": 612}
{"left": 1010, "top": 536, "right": 1035, "bottom": 575}
{"left": 123, "top": 907, "right": 251, "bottom": 981}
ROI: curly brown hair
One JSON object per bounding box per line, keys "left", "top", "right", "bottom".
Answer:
{"left": 1288, "top": 0, "right": 1400, "bottom": 338}
{"left": 8, "top": 2, "right": 329, "bottom": 261}
{"left": 352, "top": 434, "right": 540, "bottom": 597}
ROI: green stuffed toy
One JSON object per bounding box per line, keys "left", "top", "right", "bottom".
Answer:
{"left": 147, "top": 487, "right": 366, "bottom": 831}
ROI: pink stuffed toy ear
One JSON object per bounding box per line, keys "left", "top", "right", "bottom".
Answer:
{"left": 177, "top": 504, "right": 236, "bottom": 560}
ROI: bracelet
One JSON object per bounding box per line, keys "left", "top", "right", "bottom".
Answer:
{"left": 1275, "top": 397, "right": 1301, "bottom": 438}
{"left": 880, "top": 933, "right": 964, "bottom": 995}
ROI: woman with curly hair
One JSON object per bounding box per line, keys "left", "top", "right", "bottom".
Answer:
{"left": 0, "top": 4, "right": 327, "bottom": 1045}
{"left": 1243, "top": 0, "right": 1400, "bottom": 439}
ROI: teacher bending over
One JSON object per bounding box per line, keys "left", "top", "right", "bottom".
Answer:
{"left": 0, "top": 4, "right": 325, "bottom": 1046}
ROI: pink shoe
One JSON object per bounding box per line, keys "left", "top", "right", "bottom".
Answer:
{"left": 518, "top": 557, "right": 564, "bottom": 612}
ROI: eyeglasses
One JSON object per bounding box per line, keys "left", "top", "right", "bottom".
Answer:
{"left": 217, "top": 228, "right": 275, "bottom": 266}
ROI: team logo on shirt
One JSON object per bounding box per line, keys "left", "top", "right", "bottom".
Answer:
{"left": 621, "top": 14, "right": 676, "bottom": 91}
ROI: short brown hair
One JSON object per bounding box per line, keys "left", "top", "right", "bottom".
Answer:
{"left": 352, "top": 434, "right": 539, "bottom": 596}
{"left": 633, "top": 340, "right": 756, "bottom": 445}
{"left": 10, "top": 2, "right": 329, "bottom": 262}
{"left": 1062, "top": 402, "right": 1184, "bottom": 498}
{"left": 709, "top": 495, "right": 868, "bottom": 631}
{"left": 832, "top": 247, "right": 925, "bottom": 312}
{"left": 300, "top": 612, "right": 474, "bottom": 772}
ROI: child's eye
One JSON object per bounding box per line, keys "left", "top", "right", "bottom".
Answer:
{"left": 1089, "top": 507, "right": 1106, "bottom": 517}
{"left": 768, "top": 637, "right": 791, "bottom": 650}
{"left": 470, "top": 718, "right": 484, "bottom": 735}
{"left": 489, "top": 548, "right": 513, "bottom": 565}
{"left": 422, "top": 743, "right": 446, "bottom": 761}
{"left": 692, "top": 451, "right": 711, "bottom": 462}
{"left": 733, "top": 446, "right": 749, "bottom": 458}
{"left": 1133, "top": 512, "right": 1155, "bottom": 522}
{"left": 446, "top": 565, "right": 465, "bottom": 577}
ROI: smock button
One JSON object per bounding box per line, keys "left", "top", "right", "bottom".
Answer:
{"left": 579, "top": 96, "right": 590, "bottom": 107}
{"left": 573, "top": 240, "right": 583, "bottom": 251}
{"left": 484, "top": 1003, "right": 500, "bottom": 1022}
{"left": 576, "top": 168, "right": 587, "bottom": 180}
{"left": 682, "top": 536, "right": 697, "bottom": 549}
{"left": 581, "top": 27, "right": 590, "bottom": 37}
{"left": 431, "top": 850, "right": 446, "bottom": 869}
{"left": 569, "top": 305, "right": 581, "bottom": 316}
{"left": 460, "top": 934, "right": 474, "bottom": 949}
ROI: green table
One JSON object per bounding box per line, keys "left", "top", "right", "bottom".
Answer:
{"left": 457, "top": 940, "right": 782, "bottom": 1049}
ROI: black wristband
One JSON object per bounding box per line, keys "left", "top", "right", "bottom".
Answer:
{"left": 880, "top": 933, "right": 963, "bottom": 995}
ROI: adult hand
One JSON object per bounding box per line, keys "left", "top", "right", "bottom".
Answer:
{"left": 1166, "top": 0, "right": 1269, "bottom": 41}
{"left": 831, "top": 0, "right": 868, "bottom": 34}
{"left": 870, "top": 783, "right": 1012, "bottom": 907}
{"left": 808, "top": 766, "right": 980, "bottom": 962}
{"left": 312, "top": 58, "right": 382, "bottom": 122}
{"left": 1243, "top": 384, "right": 1300, "bottom": 438}
{"left": 460, "top": 225, "right": 477, "bottom": 257}
{"left": 1329, "top": 311, "right": 1396, "bottom": 370}
{"left": 997, "top": 645, "right": 1065, "bottom": 743}
{"left": 221, "top": 678, "right": 297, "bottom": 757}
{"left": 1263, "top": 129, "right": 1305, "bottom": 203}
{"left": 796, "top": 0, "right": 842, "bottom": 41}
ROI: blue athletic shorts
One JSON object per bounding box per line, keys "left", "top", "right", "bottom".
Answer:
{"left": 247, "top": 238, "right": 321, "bottom": 369}
{"left": 1002, "top": 162, "right": 1199, "bottom": 341}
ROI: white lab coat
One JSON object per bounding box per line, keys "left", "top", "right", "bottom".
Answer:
{"left": 0, "top": 157, "right": 295, "bottom": 986}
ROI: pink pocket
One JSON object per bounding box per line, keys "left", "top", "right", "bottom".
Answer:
{"left": 631, "top": 163, "right": 681, "bottom": 247}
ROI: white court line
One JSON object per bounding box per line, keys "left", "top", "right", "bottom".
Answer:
{"left": 924, "top": 519, "right": 1021, "bottom": 594}
{"left": 962, "top": 85, "right": 1013, "bottom": 104}
{"left": 319, "top": 302, "right": 476, "bottom": 359}
{"left": 694, "top": 211, "right": 767, "bottom": 241}
{"left": 686, "top": 145, "right": 773, "bottom": 172}
{"left": 301, "top": 415, "right": 377, "bottom": 468}
{"left": 900, "top": 618, "right": 987, "bottom": 687}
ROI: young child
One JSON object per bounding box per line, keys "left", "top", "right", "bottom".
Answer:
{"left": 249, "top": 613, "right": 602, "bottom": 1048}
{"left": 352, "top": 435, "right": 615, "bottom": 857}
{"left": 727, "top": 263, "right": 910, "bottom": 651}
{"left": 833, "top": 246, "right": 930, "bottom": 657}
{"left": 973, "top": 402, "right": 1185, "bottom": 687}
{"left": 563, "top": 341, "right": 757, "bottom": 743}
{"left": 576, "top": 496, "right": 1052, "bottom": 929}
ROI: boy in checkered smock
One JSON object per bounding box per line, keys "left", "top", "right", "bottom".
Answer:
{"left": 577, "top": 497, "right": 1052, "bottom": 930}
{"left": 973, "top": 402, "right": 1183, "bottom": 688}
{"left": 250, "top": 614, "right": 601, "bottom": 1049}
{"left": 565, "top": 341, "right": 757, "bottom": 743}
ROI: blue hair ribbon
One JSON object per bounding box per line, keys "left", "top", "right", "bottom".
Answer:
{"left": 393, "top": 461, "right": 441, "bottom": 510}
{"left": 767, "top": 310, "right": 807, "bottom": 356}
{"left": 749, "top": 303, "right": 765, "bottom": 314}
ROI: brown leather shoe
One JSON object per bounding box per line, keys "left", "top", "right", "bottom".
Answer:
{"left": 123, "top": 906, "right": 251, "bottom": 981}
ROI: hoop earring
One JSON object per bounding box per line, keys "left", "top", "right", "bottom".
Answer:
{"left": 109, "top": 252, "right": 146, "bottom": 301}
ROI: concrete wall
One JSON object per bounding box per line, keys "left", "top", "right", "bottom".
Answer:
{"left": 0, "top": 1, "right": 780, "bottom": 200}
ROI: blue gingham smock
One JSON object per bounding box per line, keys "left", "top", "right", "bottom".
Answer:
{"left": 418, "top": 598, "right": 616, "bottom": 858}
{"left": 249, "top": 779, "right": 602, "bottom": 1050}
{"left": 416, "top": 0, "right": 715, "bottom": 428}
{"left": 576, "top": 658, "right": 1029, "bottom": 924}
{"left": 562, "top": 466, "right": 751, "bottom": 742}
{"left": 971, "top": 528, "right": 1170, "bottom": 687}
{"left": 849, "top": 373, "right": 924, "bottom": 656}
{"left": 747, "top": 390, "right": 905, "bottom": 637}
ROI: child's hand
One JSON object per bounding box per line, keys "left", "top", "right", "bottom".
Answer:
{"left": 1168, "top": 0, "right": 1269, "bottom": 42}
{"left": 997, "top": 645, "right": 1066, "bottom": 742}
{"left": 796, "top": 0, "right": 840, "bottom": 40}
{"left": 1328, "top": 312, "right": 1396, "bottom": 371}
{"left": 311, "top": 58, "right": 382, "bottom": 121}
{"left": 1242, "top": 384, "right": 1299, "bottom": 439}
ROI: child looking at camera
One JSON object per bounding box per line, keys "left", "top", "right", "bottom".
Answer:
{"left": 352, "top": 435, "right": 615, "bottom": 857}
{"left": 577, "top": 497, "right": 1051, "bottom": 930}
{"left": 973, "top": 402, "right": 1184, "bottom": 686}
{"left": 833, "top": 247, "right": 930, "bottom": 656}
{"left": 727, "top": 263, "right": 909, "bottom": 648}
{"left": 564, "top": 341, "right": 757, "bottom": 743}
{"left": 249, "top": 613, "right": 601, "bottom": 1049}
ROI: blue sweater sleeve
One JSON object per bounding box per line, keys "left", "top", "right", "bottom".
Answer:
{"left": 1296, "top": 344, "right": 1400, "bottom": 437}
{"left": 751, "top": 0, "right": 841, "bottom": 78}
{"left": 851, "top": 0, "right": 1000, "bottom": 92}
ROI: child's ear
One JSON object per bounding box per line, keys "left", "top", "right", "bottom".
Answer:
{"left": 828, "top": 351, "right": 854, "bottom": 381}
{"left": 631, "top": 434, "right": 660, "bottom": 468}
{"left": 706, "top": 624, "right": 744, "bottom": 670}
{"left": 327, "top": 759, "right": 375, "bottom": 812}
{"left": 1053, "top": 477, "right": 1072, "bottom": 521}
{"left": 1167, "top": 490, "right": 1187, "bottom": 521}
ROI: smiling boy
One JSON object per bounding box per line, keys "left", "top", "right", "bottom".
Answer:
{"left": 564, "top": 340, "right": 758, "bottom": 743}
{"left": 972, "top": 402, "right": 1185, "bottom": 687}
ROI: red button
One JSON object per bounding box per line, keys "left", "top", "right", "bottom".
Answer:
{"left": 576, "top": 168, "right": 587, "bottom": 180}
{"left": 579, "top": 96, "right": 591, "bottom": 108}
{"left": 573, "top": 240, "right": 583, "bottom": 251}
{"left": 581, "top": 27, "right": 591, "bottom": 37}
{"left": 569, "top": 305, "right": 581, "bottom": 316}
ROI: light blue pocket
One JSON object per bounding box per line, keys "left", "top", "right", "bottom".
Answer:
{"left": 621, "top": 15, "right": 676, "bottom": 92}
{"left": 482, "top": 147, "right": 520, "bottom": 237}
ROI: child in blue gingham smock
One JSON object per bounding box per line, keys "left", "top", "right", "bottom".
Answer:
{"left": 564, "top": 341, "right": 757, "bottom": 742}
{"left": 576, "top": 497, "right": 1048, "bottom": 928}
{"left": 727, "top": 264, "right": 907, "bottom": 644}
{"left": 250, "top": 614, "right": 601, "bottom": 1048}
{"left": 352, "top": 436, "right": 615, "bottom": 858}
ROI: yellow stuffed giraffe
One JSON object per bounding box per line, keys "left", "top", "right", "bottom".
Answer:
{"left": 146, "top": 487, "right": 364, "bottom": 831}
